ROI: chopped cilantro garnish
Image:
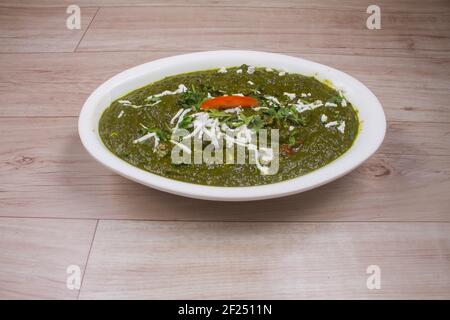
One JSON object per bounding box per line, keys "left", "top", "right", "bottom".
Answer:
{"left": 177, "top": 91, "right": 204, "bottom": 110}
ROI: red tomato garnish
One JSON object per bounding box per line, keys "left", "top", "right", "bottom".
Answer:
{"left": 200, "top": 96, "right": 258, "bottom": 110}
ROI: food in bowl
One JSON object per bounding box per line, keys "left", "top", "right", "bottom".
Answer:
{"left": 99, "top": 64, "right": 359, "bottom": 187}
{"left": 79, "top": 50, "right": 386, "bottom": 201}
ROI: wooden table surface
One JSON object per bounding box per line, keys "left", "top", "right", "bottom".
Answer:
{"left": 1, "top": 0, "right": 449, "bottom": 299}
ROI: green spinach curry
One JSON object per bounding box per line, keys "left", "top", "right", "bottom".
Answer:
{"left": 99, "top": 65, "right": 359, "bottom": 186}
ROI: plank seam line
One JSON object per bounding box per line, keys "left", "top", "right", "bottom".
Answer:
{"left": 0, "top": 4, "right": 448, "bottom": 15}
{"left": 1, "top": 50, "right": 449, "bottom": 62}
{"left": 0, "top": 217, "right": 448, "bottom": 224}
{"left": 77, "top": 219, "right": 99, "bottom": 300}
{"left": 70, "top": 47, "right": 450, "bottom": 54}
{"left": 73, "top": 7, "right": 100, "bottom": 53}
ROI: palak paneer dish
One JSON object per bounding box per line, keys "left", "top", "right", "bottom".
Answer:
{"left": 99, "top": 65, "right": 359, "bottom": 186}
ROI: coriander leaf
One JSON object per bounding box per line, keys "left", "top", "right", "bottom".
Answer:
{"left": 327, "top": 95, "right": 343, "bottom": 104}
{"left": 177, "top": 91, "right": 204, "bottom": 110}
{"left": 208, "top": 110, "right": 232, "bottom": 118}
{"left": 288, "top": 135, "right": 296, "bottom": 146}
{"left": 239, "top": 114, "right": 255, "bottom": 125}
{"left": 250, "top": 115, "right": 264, "bottom": 131}
{"left": 178, "top": 115, "right": 194, "bottom": 129}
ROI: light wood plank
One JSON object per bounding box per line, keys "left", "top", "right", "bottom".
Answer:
{"left": 380, "top": 122, "right": 450, "bottom": 156}
{"left": 1, "top": 52, "right": 449, "bottom": 123}
{"left": 76, "top": 6, "right": 450, "bottom": 58}
{"left": 79, "top": 220, "right": 450, "bottom": 299}
{"left": 1, "top": 0, "right": 448, "bottom": 301}
{"left": 0, "top": 51, "right": 174, "bottom": 117}
{"left": 0, "top": 7, "right": 98, "bottom": 53}
{"left": 0, "top": 218, "right": 97, "bottom": 299}
{"left": 0, "top": 117, "right": 449, "bottom": 221}
{"left": 1, "top": 0, "right": 448, "bottom": 14}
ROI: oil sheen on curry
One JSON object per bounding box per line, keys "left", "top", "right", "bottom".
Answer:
{"left": 99, "top": 65, "right": 359, "bottom": 187}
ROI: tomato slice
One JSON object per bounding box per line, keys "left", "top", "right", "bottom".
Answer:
{"left": 200, "top": 96, "right": 258, "bottom": 110}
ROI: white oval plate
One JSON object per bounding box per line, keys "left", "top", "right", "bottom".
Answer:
{"left": 79, "top": 50, "right": 386, "bottom": 201}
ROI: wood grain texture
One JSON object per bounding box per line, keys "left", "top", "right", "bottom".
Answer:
{"left": 0, "top": 218, "right": 97, "bottom": 299}
{"left": 1, "top": 52, "right": 449, "bottom": 123}
{"left": 0, "top": 51, "right": 173, "bottom": 117}
{"left": 79, "top": 220, "right": 450, "bottom": 299}
{"left": 76, "top": 6, "right": 450, "bottom": 58}
{"left": 0, "top": 7, "right": 98, "bottom": 53}
{"left": 0, "top": 117, "right": 449, "bottom": 221}
{"left": 0, "top": 0, "right": 450, "bottom": 13}
{"left": 2, "top": 0, "right": 447, "bottom": 13}
{"left": 0, "top": 0, "right": 449, "bottom": 299}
